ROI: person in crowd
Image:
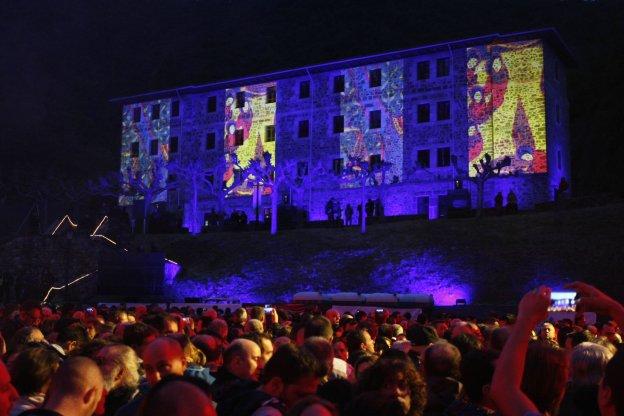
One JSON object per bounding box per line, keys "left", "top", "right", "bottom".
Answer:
{"left": 6, "top": 327, "right": 45, "bottom": 361}
{"left": 356, "top": 356, "right": 427, "bottom": 416}
{"left": 422, "top": 341, "right": 463, "bottom": 415}
{"left": 56, "top": 324, "right": 89, "bottom": 356}
{"left": 244, "top": 319, "right": 264, "bottom": 334}
{"left": 167, "top": 334, "right": 213, "bottom": 384}
{"left": 559, "top": 342, "right": 614, "bottom": 416}
{"left": 345, "top": 329, "right": 374, "bottom": 366}
{"left": 230, "top": 308, "right": 248, "bottom": 332}
{"left": 491, "top": 282, "right": 624, "bottom": 416}
{"left": 116, "top": 336, "right": 188, "bottom": 416}
{"left": 537, "top": 322, "right": 558, "bottom": 347}
{"left": 446, "top": 349, "right": 499, "bottom": 415}
{"left": 301, "top": 337, "right": 333, "bottom": 383}
{"left": 284, "top": 395, "right": 338, "bottom": 416}
{"left": 221, "top": 343, "right": 322, "bottom": 416}
{"left": 94, "top": 344, "right": 141, "bottom": 416}
{"left": 206, "top": 319, "right": 229, "bottom": 343}
{"left": 142, "top": 313, "right": 178, "bottom": 335}
{"left": 332, "top": 341, "right": 348, "bottom": 363}
{"left": 0, "top": 361, "right": 19, "bottom": 416}
{"left": 138, "top": 376, "right": 215, "bottom": 416}
{"left": 19, "top": 356, "right": 104, "bottom": 416}
{"left": 193, "top": 334, "right": 224, "bottom": 372}
{"left": 122, "top": 322, "right": 158, "bottom": 357}
{"left": 8, "top": 346, "right": 62, "bottom": 415}
{"left": 212, "top": 338, "right": 261, "bottom": 404}
{"left": 563, "top": 330, "right": 593, "bottom": 350}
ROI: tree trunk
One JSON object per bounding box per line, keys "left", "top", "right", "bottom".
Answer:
{"left": 191, "top": 184, "right": 199, "bottom": 234}
{"left": 476, "top": 179, "right": 485, "bottom": 218}
{"left": 361, "top": 178, "right": 366, "bottom": 234}
{"left": 271, "top": 183, "right": 278, "bottom": 235}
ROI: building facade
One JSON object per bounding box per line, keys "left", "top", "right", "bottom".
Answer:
{"left": 113, "top": 29, "right": 572, "bottom": 230}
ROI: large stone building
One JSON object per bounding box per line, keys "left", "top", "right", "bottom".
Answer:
{"left": 112, "top": 29, "right": 572, "bottom": 231}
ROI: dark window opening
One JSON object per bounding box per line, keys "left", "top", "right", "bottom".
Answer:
{"left": 333, "top": 75, "right": 345, "bottom": 93}
{"left": 150, "top": 139, "right": 159, "bottom": 155}
{"left": 234, "top": 129, "right": 244, "bottom": 146}
{"left": 171, "top": 100, "right": 180, "bottom": 117}
{"left": 266, "top": 86, "right": 276, "bottom": 103}
{"left": 131, "top": 142, "right": 140, "bottom": 157}
{"left": 265, "top": 125, "right": 276, "bottom": 142}
{"left": 333, "top": 158, "right": 344, "bottom": 175}
{"left": 436, "top": 57, "right": 450, "bottom": 77}
{"left": 207, "top": 96, "right": 217, "bottom": 113}
{"left": 417, "top": 104, "right": 430, "bottom": 123}
{"left": 417, "top": 150, "right": 430, "bottom": 168}
{"left": 369, "top": 154, "right": 382, "bottom": 169}
{"left": 151, "top": 104, "right": 160, "bottom": 120}
{"left": 333, "top": 115, "right": 344, "bottom": 133}
{"left": 169, "top": 137, "right": 179, "bottom": 153}
{"left": 299, "top": 81, "right": 310, "bottom": 99}
{"left": 298, "top": 120, "right": 309, "bottom": 138}
{"left": 133, "top": 107, "right": 141, "bottom": 122}
{"left": 369, "top": 110, "right": 381, "bottom": 129}
{"left": 437, "top": 101, "right": 451, "bottom": 121}
{"left": 206, "top": 132, "right": 216, "bottom": 150}
{"left": 437, "top": 147, "right": 451, "bottom": 167}
{"left": 236, "top": 92, "right": 245, "bottom": 108}
{"left": 369, "top": 68, "right": 382, "bottom": 87}
{"left": 417, "top": 61, "right": 430, "bottom": 80}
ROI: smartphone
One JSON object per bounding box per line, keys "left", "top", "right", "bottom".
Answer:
{"left": 264, "top": 304, "right": 274, "bottom": 313}
{"left": 182, "top": 317, "right": 191, "bottom": 323}
{"left": 548, "top": 291, "right": 577, "bottom": 312}
{"left": 86, "top": 307, "right": 94, "bottom": 313}
{"left": 376, "top": 308, "right": 384, "bottom": 313}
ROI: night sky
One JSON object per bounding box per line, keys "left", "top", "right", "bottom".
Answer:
{"left": 1, "top": 0, "right": 622, "bottom": 210}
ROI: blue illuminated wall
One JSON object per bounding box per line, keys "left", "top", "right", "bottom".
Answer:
{"left": 120, "top": 100, "right": 172, "bottom": 205}
{"left": 340, "top": 61, "right": 404, "bottom": 186}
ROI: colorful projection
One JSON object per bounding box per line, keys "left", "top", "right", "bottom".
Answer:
{"left": 467, "top": 40, "right": 546, "bottom": 176}
{"left": 340, "top": 61, "right": 404, "bottom": 186}
{"left": 223, "top": 83, "right": 277, "bottom": 196}
{"left": 120, "top": 100, "right": 171, "bottom": 205}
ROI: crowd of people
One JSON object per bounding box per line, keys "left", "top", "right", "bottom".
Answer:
{"left": 0, "top": 281, "right": 621, "bottom": 416}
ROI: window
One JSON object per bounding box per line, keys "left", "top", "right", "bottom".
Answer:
{"left": 333, "top": 75, "right": 345, "bottom": 93}
{"left": 171, "top": 100, "right": 180, "bottom": 117}
{"left": 369, "top": 154, "right": 382, "bottom": 169}
{"left": 299, "top": 81, "right": 310, "bottom": 99}
{"left": 333, "top": 115, "right": 344, "bottom": 133}
{"left": 437, "top": 101, "right": 451, "bottom": 121}
{"left": 151, "top": 104, "right": 160, "bottom": 120}
{"left": 234, "top": 129, "right": 244, "bottom": 146}
{"left": 150, "top": 139, "right": 159, "bottom": 155}
{"left": 369, "top": 110, "right": 381, "bottom": 129}
{"left": 169, "top": 136, "right": 179, "bottom": 153}
{"left": 206, "top": 132, "right": 216, "bottom": 150}
{"left": 417, "top": 149, "right": 430, "bottom": 168}
{"left": 131, "top": 142, "right": 140, "bottom": 157}
{"left": 236, "top": 91, "right": 245, "bottom": 108}
{"left": 297, "top": 161, "right": 308, "bottom": 177}
{"left": 265, "top": 125, "right": 276, "bottom": 142}
{"left": 417, "top": 104, "right": 430, "bottom": 123}
{"left": 332, "top": 158, "right": 344, "bottom": 175}
{"left": 298, "top": 120, "right": 309, "bottom": 138}
{"left": 417, "top": 61, "right": 430, "bottom": 80}
{"left": 207, "top": 96, "right": 217, "bottom": 113}
{"left": 436, "top": 57, "right": 450, "bottom": 77}
{"left": 133, "top": 107, "right": 141, "bottom": 122}
{"left": 266, "top": 86, "right": 276, "bottom": 103}
{"left": 369, "top": 68, "right": 382, "bottom": 88}
{"left": 437, "top": 147, "right": 451, "bottom": 167}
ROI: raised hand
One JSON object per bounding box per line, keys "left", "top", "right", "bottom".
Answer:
{"left": 517, "top": 285, "right": 551, "bottom": 327}
{"left": 565, "top": 281, "right": 624, "bottom": 327}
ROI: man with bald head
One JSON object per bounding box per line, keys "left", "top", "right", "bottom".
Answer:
{"left": 20, "top": 357, "right": 104, "bottom": 416}
{"left": 212, "top": 338, "right": 261, "bottom": 404}
{"left": 115, "top": 337, "right": 188, "bottom": 416}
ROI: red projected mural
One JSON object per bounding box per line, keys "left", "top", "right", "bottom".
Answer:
{"left": 467, "top": 40, "right": 546, "bottom": 176}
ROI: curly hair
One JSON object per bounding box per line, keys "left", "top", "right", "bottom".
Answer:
{"left": 356, "top": 357, "right": 427, "bottom": 416}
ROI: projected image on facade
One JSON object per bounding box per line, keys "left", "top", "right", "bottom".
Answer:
{"left": 467, "top": 40, "right": 546, "bottom": 176}
{"left": 224, "top": 83, "right": 277, "bottom": 196}
{"left": 340, "top": 61, "right": 403, "bottom": 186}
{"left": 120, "top": 100, "right": 171, "bottom": 205}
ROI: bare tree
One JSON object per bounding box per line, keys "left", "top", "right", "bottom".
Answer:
{"left": 454, "top": 153, "right": 511, "bottom": 217}
{"left": 90, "top": 157, "right": 171, "bottom": 234}
{"left": 341, "top": 155, "right": 392, "bottom": 234}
